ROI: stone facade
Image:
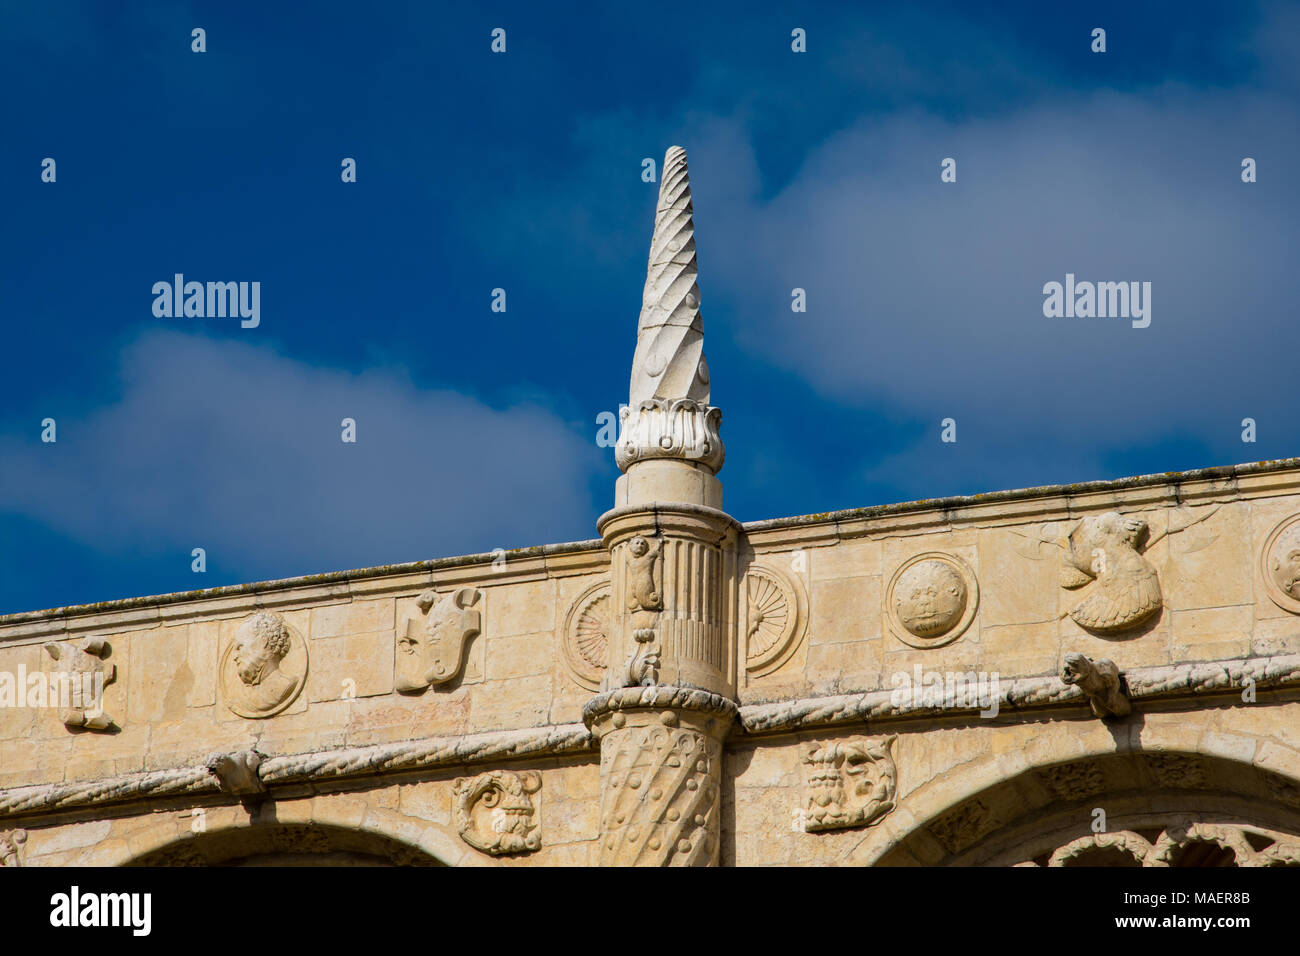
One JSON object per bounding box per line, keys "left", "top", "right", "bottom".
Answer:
{"left": 3, "top": 149, "right": 1300, "bottom": 867}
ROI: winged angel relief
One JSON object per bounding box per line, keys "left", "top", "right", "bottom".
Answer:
{"left": 1008, "top": 505, "right": 1221, "bottom": 635}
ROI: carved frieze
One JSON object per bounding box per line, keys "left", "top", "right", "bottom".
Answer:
{"left": 562, "top": 581, "right": 610, "bottom": 692}
{"left": 452, "top": 770, "right": 541, "bottom": 856}
{"left": 43, "top": 636, "right": 116, "bottom": 731}
{"left": 1061, "top": 652, "right": 1130, "bottom": 718}
{"left": 801, "top": 735, "right": 897, "bottom": 833}
{"left": 220, "top": 612, "right": 308, "bottom": 718}
{"left": 396, "top": 588, "right": 482, "bottom": 691}
{"left": 1061, "top": 512, "right": 1161, "bottom": 633}
{"left": 886, "top": 552, "right": 978, "bottom": 649}
{"left": 744, "top": 563, "right": 807, "bottom": 677}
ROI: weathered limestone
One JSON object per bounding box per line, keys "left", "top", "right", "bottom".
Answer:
{"left": 4, "top": 150, "right": 1300, "bottom": 867}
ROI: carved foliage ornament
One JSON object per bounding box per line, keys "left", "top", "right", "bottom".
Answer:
{"left": 562, "top": 581, "right": 610, "bottom": 692}
{"left": 453, "top": 770, "right": 541, "bottom": 856}
{"left": 220, "top": 612, "right": 308, "bottom": 719}
{"left": 43, "top": 636, "right": 115, "bottom": 731}
{"left": 396, "top": 588, "right": 482, "bottom": 691}
{"left": 886, "top": 552, "right": 978, "bottom": 649}
{"left": 1061, "top": 512, "right": 1161, "bottom": 633}
{"left": 0, "top": 829, "right": 26, "bottom": 867}
{"left": 744, "top": 563, "right": 807, "bottom": 677}
{"left": 801, "top": 735, "right": 898, "bottom": 833}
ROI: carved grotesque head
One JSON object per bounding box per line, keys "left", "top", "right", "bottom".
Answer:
{"left": 629, "top": 536, "right": 649, "bottom": 558}
{"left": 233, "top": 612, "right": 291, "bottom": 686}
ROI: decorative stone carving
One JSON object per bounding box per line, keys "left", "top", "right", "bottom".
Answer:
{"left": 886, "top": 552, "right": 979, "bottom": 648}
{"left": 0, "top": 829, "right": 26, "bottom": 867}
{"left": 928, "top": 799, "right": 995, "bottom": 855}
{"left": 452, "top": 770, "right": 541, "bottom": 856}
{"left": 623, "top": 535, "right": 663, "bottom": 688}
{"left": 1061, "top": 512, "right": 1161, "bottom": 633}
{"left": 1146, "top": 754, "right": 1204, "bottom": 788}
{"left": 1036, "top": 759, "right": 1106, "bottom": 801}
{"left": 43, "top": 636, "right": 116, "bottom": 731}
{"left": 1061, "top": 652, "right": 1130, "bottom": 718}
{"left": 1048, "top": 831, "right": 1152, "bottom": 867}
{"left": 1261, "top": 513, "right": 1300, "bottom": 614}
{"left": 220, "top": 612, "right": 308, "bottom": 718}
{"left": 744, "top": 562, "right": 807, "bottom": 677}
{"left": 1147, "top": 821, "right": 1256, "bottom": 867}
{"left": 801, "top": 735, "right": 897, "bottom": 832}
{"left": 584, "top": 687, "right": 736, "bottom": 867}
{"left": 615, "top": 146, "right": 724, "bottom": 473}
{"left": 205, "top": 750, "right": 266, "bottom": 796}
{"left": 396, "top": 587, "right": 482, "bottom": 691}
{"left": 562, "top": 581, "right": 610, "bottom": 691}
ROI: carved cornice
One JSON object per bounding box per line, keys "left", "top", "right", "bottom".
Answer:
{"left": 5, "top": 653, "right": 1300, "bottom": 821}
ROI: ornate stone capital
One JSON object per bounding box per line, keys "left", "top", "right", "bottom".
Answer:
{"left": 614, "top": 398, "right": 724, "bottom": 473}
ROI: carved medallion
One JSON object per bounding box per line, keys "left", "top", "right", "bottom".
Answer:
{"left": 1261, "top": 513, "right": 1300, "bottom": 614}
{"left": 453, "top": 770, "right": 541, "bottom": 856}
{"left": 801, "top": 735, "right": 898, "bottom": 833}
{"left": 396, "top": 588, "right": 482, "bottom": 691}
{"left": 1061, "top": 511, "right": 1161, "bottom": 633}
{"left": 562, "top": 582, "right": 610, "bottom": 692}
{"left": 219, "top": 612, "right": 308, "bottom": 719}
{"left": 886, "top": 552, "right": 978, "bottom": 648}
{"left": 743, "top": 563, "right": 807, "bottom": 677}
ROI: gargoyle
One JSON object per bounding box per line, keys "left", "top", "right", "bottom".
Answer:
{"left": 1061, "top": 652, "right": 1130, "bottom": 718}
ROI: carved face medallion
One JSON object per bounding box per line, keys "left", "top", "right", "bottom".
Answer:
{"left": 886, "top": 553, "right": 979, "bottom": 648}
{"left": 220, "top": 612, "right": 307, "bottom": 719}
{"left": 1262, "top": 514, "right": 1300, "bottom": 615}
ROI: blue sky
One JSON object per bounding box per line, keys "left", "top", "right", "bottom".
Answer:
{"left": 1, "top": 1, "right": 1297, "bottom": 612}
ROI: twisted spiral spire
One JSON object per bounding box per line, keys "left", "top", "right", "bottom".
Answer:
{"left": 629, "top": 146, "right": 710, "bottom": 407}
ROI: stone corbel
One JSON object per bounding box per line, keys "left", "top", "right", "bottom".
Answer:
{"left": 1061, "top": 652, "right": 1131, "bottom": 718}
{"left": 206, "top": 750, "right": 266, "bottom": 797}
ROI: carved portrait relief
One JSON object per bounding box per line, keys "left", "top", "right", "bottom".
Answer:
{"left": 396, "top": 588, "right": 482, "bottom": 691}
{"left": 220, "top": 612, "right": 308, "bottom": 719}
{"left": 1261, "top": 513, "right": 1300, "bottom": 615}
{"left": 886, "top": 552, "right": 979, "bottom": 648}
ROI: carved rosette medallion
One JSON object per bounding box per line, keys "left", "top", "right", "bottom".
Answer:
{"left": 801, "top": 735, "right": 898, "bottom": 833}
{"left": 584, "top": 687, "right": 738, "bottom": 867}
{"left": 743, "top": 563, "right": 806, "bottom": 677}
{"left": 453, "top": 770, "right": 542, "bottom": 856}
{"left": 885, "top": 552, "right": 978, "bottom": 648}
{"left": 1261, "top": 513, "right": 1300, "bottom": 614}
{"left": 396, "top": 587, "right": 482, "bottom": 691}
{"left": 219, "top": 612, "right": 308, "bottom": 719}
{"left": 562, "top": 582, "right": 611, "bottom": 691}
{"left": 1061, "top": 511, "right": 1161, "bottom": 634}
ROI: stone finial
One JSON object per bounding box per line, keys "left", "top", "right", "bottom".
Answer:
{"left": 616, "top": 146, "right": 724, "bottom": 474}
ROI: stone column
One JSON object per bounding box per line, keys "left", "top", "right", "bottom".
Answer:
{"left": 586, "top": 146, "right": 741, "bottom": 866}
